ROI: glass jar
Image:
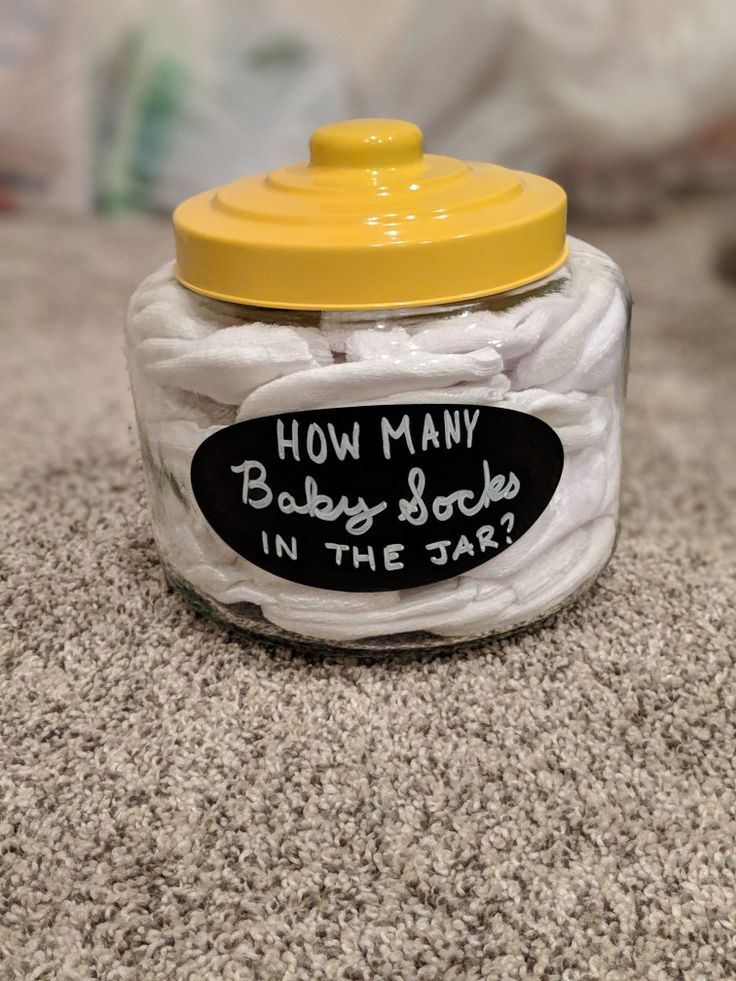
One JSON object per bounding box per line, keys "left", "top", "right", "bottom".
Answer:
{"left": 125, "top": 119, "right": 631, "bottom": 654}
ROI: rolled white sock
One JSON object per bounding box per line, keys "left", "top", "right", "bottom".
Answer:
{"left": 235, "top": 348, "right": 504, "bottom": 421}
{"left": 499, "top": 389, "right": 610, "bottom": 451}
{"left": 145, "top": 419, "right": 223, "bottom": 510}
{"left": 546, "top": 289, "right": 629, "bottom": 394}
{"left": 131, "top": 301, "right": 221, "bottom": 343}
{"left": 407, "top": 296, "right": 570, "bottom": 363}
{"left": 344, "top": 326, "right": 414, "bottom": 361}
{"left": 272, "top": 585, "right": 402, "bottom": 614}
{"left": 468, "top": 446, "right": 607, "bottom": 581}
{"left": 426, "top": 584, "right": 517, "bottom": 638}
{"left": 129, "top": 262, "right": 245, "bottom": 332}
{"left": 486, "top": 516, "right": 617, "bottom": 633}
{"left": 601, "top": 398, "right": 623, "bottom": 515}
{"left": 509, "top": 238, "right": 625, "bottom": 391}
{"left": 512, "top": 284, "right": 614, "bottom": 389}
{"left": 317, "top": 263, "right": 572, "bottom": 358}
{"left": 136, "top": 383, "right": 237, "bottom": 427}
{"left": 152, "top": 484, "right": 244, "bottom": 576}
{"left": 181, "top": 563, "right": 273, "bottom": 607}
{"left": 261, "top": 578, "right": 484, "bottom": 642}
{"left": 147, "top": 418, "right": 221, "bottom": 464}
{"left": 289, "top": 326, "right": 335, "bottom": 367}
{"left": 139, "top": 324, "right": 318, "bottom": 404}
{"left": 129, "top": 261, "right": 180, "bottom": 317}
{"left": 356, "top": 378, "right": 511, "bottom": 409}
{"left": 508, "top": 525, "right": 592, "bottom": 605}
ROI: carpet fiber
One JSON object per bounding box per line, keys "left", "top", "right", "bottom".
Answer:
{"left": 2, "top": 199, "right": 735, "bottom": 979}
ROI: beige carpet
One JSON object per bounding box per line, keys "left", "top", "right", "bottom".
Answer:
{"left": 2, "top": 199, "right": 735, "bottom": 979}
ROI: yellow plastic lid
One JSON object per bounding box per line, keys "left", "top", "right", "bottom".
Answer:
{"left": 174, "top": 118, "right": 568, "bottom": 311}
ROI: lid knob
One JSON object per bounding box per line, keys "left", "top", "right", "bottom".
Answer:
{"left": 309, "top": 118, "right": 423, "bottom": 170}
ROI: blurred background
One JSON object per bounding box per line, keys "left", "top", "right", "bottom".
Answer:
{"left": 1, "top": 0, "right": 735, "bottom": 224}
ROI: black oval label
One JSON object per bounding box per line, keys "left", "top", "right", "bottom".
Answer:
{"left": 190, "top": 404, "right": 563, "bottom": 592}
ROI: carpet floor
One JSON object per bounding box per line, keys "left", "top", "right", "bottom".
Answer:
{"left": 1, "top": 198, "right": 735, "bottom": 979}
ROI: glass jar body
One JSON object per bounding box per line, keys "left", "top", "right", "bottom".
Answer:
{"left": 125, "top": 237, "right": 631, "bottom": 653}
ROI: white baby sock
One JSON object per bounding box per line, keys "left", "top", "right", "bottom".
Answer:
{"left": 235, "top": 348, "right": 504, "bottom": 421}
{"left": 139, "top": 324, "right": 318, "bottom": 404}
